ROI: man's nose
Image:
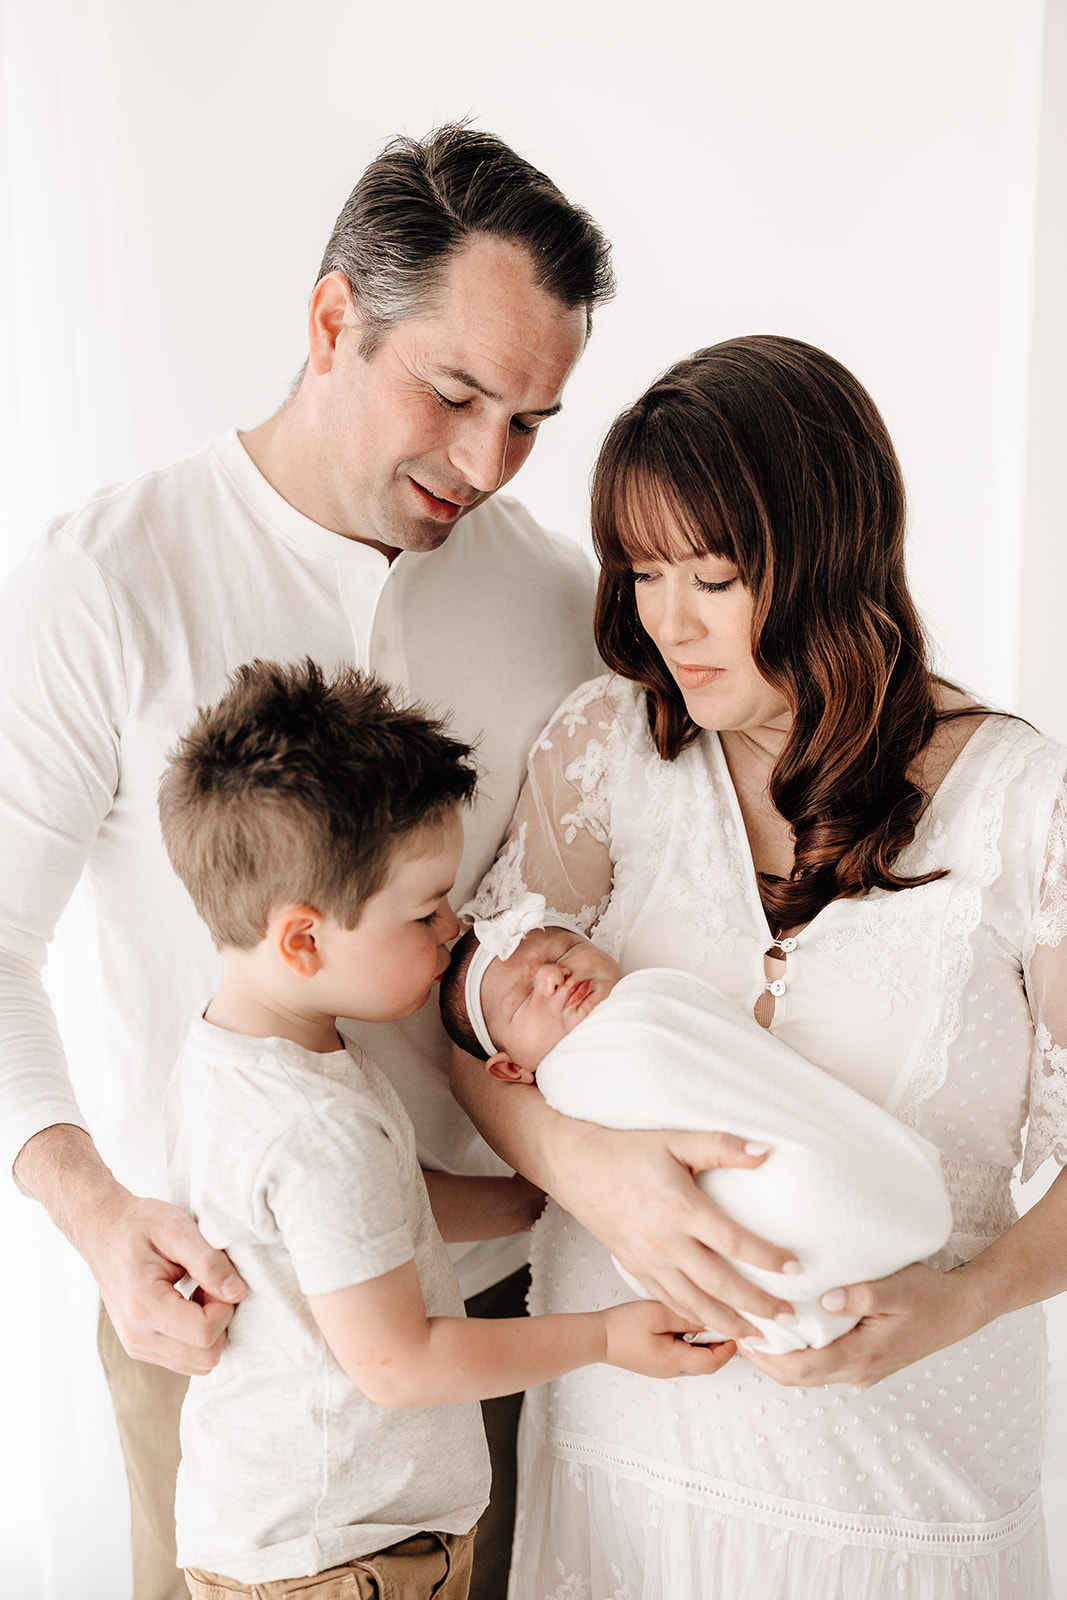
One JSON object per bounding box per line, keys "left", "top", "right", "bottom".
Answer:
{"left": 448, "top": 418, "right": 511, "bottom": 494}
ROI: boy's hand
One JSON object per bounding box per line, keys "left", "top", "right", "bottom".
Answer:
{"left": 601, "top": 1299, "right": 737, "bottom": 1379}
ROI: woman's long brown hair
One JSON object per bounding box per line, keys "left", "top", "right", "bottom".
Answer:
{"left": 592, "top": 335, "right": 963, "bottom": 929}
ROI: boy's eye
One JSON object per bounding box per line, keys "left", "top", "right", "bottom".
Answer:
{"left": 419, "top": 907, "right": 442, "bottom": 926}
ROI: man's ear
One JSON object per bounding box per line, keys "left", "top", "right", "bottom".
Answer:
{"left": 272, "top": 905, "right": 326, "bottom": 976}
{"left": 307, "top": 271, "right": 361, "bottom": 376}
{"left": 486, "top": 1052, "right": 536, "bottom": 1086}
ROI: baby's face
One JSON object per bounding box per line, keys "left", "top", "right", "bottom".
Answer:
{"left": 480, "top": 925, "right": 622, "bottom": 1071}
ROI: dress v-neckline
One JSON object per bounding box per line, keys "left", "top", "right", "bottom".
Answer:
{"left": 708, "top": 713, "right": 1001, "bottom": 950}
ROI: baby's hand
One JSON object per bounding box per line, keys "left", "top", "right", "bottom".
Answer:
{"left": 601, "top": 1299, "right": 737, "bottom": 1379}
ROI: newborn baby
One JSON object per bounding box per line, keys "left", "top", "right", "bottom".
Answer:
{"left": 441, "top": 894, "right": 954, "bottom": 1354}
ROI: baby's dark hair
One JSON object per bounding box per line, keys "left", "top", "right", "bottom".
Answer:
{"left": 158, "top": 658, "right": 477, "bottom": 949}
{"left": 439, "top": 927, "right": 489, "bottom": 1061}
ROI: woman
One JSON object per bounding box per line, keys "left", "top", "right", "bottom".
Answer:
{"left": 453, "top": 336, "right": 1067, "bottom": 1597}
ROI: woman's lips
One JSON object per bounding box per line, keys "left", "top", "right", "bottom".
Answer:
{"left": 673, "top": 662, "right": 725, "bottom": 689}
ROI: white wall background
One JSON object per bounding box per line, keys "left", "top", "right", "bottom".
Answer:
{"left": 1, "top": 1, "right": 1064, "bottom": 1595}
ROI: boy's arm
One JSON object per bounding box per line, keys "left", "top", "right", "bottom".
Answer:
{"left": 307, "top": 1258, "right": 736, "bottom": 1408}
{"left": 421, "top": 1170, "right": 545, "bottom": 1242}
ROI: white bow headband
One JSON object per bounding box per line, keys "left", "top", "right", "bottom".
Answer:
{"left": 463, "top": 892, "right": 547, "bottom": 1057}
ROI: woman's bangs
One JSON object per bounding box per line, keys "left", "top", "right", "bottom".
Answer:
{"left": 607, "top": 464, "right": 734, "bottom": 570}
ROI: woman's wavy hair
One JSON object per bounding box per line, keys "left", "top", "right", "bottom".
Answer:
{"left": 592, "top": 334, "right": 965, "bottom": 928}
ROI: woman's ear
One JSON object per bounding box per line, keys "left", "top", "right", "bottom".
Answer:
{"left": 486, "top": 1052, "right": 537, "bottom": 1086}
{"left": 272, "top": 906, "right": 325, "bottom": 977}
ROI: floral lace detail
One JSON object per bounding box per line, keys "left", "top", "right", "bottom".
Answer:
{"left": 1034, "top": 776, "right": 1067, "bottom": 948}
{"left": 814, "top": 882, "right": 946, "bottom": 1018}
{"left": 560, "top": 736, "right": 613, "bottom": 847}
{"left": 462, "top": 823, "right": 531, "bottom": 922}
{"left": 462, "top": 821, "right": 608, "bottom": 937}
{"left": 594, "top": 726, "right": 749, "bottom": 968}
{"left": 544, "top": 1562, "right": 590, "bottom": 1600}
{"left": 532, "top": 676, "right": 616, "bottom": 753}
{"left": 897, "top": 728, "right": 1030, "bottom": 1125}
{"left": 1022, "top": 1022, "right": 1067, "bottom": 1180}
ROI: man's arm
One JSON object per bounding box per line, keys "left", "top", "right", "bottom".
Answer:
{"left": 15, "top": 1125, "right": 244, "bottom": 1374}
{"left": 307, "top": 1256, "right": 735, "bottom": 1408}
{"left": 0, "top": 533, "right": 246, "bottom": 1374}
{"left": 421, "top": 1169, "right": 545, "bottom": 1242}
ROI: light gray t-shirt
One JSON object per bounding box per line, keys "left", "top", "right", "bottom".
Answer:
{"left": 165, "top": 1016, "right": 490, "bottom": 1584}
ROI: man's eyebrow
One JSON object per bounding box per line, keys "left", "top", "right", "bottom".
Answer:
{"left": 436, "top": 366, "right": 563, "bottom": 419}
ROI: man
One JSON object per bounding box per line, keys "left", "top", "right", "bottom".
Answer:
{"left": 0, "top": 124, "right": 611, "bottom": 1599}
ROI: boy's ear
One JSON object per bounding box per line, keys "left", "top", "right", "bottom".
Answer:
{"left": 486, "top": 1052, "right": 537, "bottom": 1086}
{"left": 272, "top": 905, "right": 326, "bottom": 976}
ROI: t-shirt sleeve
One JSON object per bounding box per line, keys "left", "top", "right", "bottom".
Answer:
{"left": 259, "top": 1103, "right": 416, "bottom": 1297}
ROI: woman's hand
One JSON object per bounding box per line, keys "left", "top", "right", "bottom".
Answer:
{"left": 548, "top": 1119, "right": 803, "bottom": 1339}
{"left": 738, "top": 1261, "right": 986, "bottom": 1389}
{"left": 450, "top": 1045, "right": 801, "bottom": 1337}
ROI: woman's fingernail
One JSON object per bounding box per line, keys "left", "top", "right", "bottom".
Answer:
{"left": 822, "top": 1288, "right": 848, "bottom": 1312}
{"left": 744, "top": 1141, "right": 770, "bottom": 1156}
{"left": 781, "top": 1258, "right": 803, "bottom": 1276}
{"left": 775, "top": 1311, "right": 800, "bottom": 1328}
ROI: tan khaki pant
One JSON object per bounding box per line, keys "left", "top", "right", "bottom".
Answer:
{"left": 184, "top": 1529, "right": 475, "bottom": 1599}
{"left": 97, "top": 1301, "right": 190, "bottom": 1600}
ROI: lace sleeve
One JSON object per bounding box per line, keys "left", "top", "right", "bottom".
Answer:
{"left": 463, "top": 676, "right": 624, "bottom": 934}
{"left": 1022, "top": 772, "right": 1067, "bottom": 1180}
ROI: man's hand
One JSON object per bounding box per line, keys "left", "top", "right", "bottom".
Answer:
{"left": 15, "top": 1124, "right": 244, "bottom": 1375}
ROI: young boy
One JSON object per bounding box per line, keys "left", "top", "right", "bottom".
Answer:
{"left": 158, "top": 660, "right": 732, "bottom": 1599}
{"left": 440, "top": 893, "right": 954, "bottom": 1356}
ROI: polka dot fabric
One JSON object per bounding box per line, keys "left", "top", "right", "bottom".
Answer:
{"left": 470, "top": 679, "right": 1066, "bottom": 1598}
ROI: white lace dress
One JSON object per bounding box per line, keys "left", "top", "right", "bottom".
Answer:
{"left": 469, "top": 675, "right": 1067, "bottom": 1600}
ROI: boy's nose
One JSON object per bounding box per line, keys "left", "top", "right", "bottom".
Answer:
{"left": 440, "top": 905, "right": 461, "bottom": 945}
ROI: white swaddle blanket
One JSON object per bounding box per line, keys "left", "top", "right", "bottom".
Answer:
{"left": 535, "top": 967, "right": 954, "bottom": 1354}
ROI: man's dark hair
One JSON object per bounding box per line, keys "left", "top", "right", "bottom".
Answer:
{"left": 158, "top": 659, "right": 477, "bottom": 950}
{"left": 317, "top": 123, "right": 614, "bottom": 354}
{"left": 439, "top": 926, "right": 489, "bottom": 1061}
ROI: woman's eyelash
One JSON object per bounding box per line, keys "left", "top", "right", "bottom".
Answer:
{"left": 630, "top": 571, "right": 735, "bottom": 594}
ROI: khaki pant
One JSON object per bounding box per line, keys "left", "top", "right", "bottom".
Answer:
{"left": 98, "top": 1268, "right": 527, "bottom": 1600}
{"left": 184, "top": 1529, "right": 475, "bottom": 1600}
{"left": 97, "top": 1302, "right": 190, "bottom": 1600}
